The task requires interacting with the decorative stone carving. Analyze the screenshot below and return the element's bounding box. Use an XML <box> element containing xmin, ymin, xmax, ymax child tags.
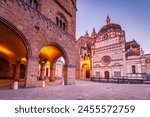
<box><xmin>93</xmin><ymin>64</ymin><xmax>101</xmax><ymax>68</ymax></box>
<box><xmin>101</xmin><ymin>55</ymin><xmax>112</xmax><ymax>65</ymax></box>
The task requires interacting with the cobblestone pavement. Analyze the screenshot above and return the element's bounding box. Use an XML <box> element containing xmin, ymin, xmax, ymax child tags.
<box><xmin>0</xmin><ymin>80</ymin><xmax>150</xmax><ymax>100</ymax></box>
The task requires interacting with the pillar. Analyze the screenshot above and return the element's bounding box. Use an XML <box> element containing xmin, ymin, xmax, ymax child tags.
<box><xmin>14</xmin><ymin>61</ymin><xmax>21</xmax><ymax>81</ymax></box>
<box><xmin>40</xmin><ymin>60</ymin><xmax>47</xmax><ymax>87</ymax></box>
<box><xmin>25</xmin><ymin>57</ymin><xmax>39</xmax><ymax>88</ymax></box>
<box><xmin>50</xmin><ymin>67</ymin><xmax>53</xmax><ymax>82</ymax></box>
<box><xmin>40</xmin><ymin>60</ymin><xmax>47</xmax><ymax>80</ymax></box>
<box><xmin>63</xmin><ymin>64</ymin><xmax>76</xmax><ymax>85</ymax></box>
<box><xmin>13</xmin><ymin>61</ymin><xmax>20</xmax><ymax>90</ymax></box>
<box><xmin>49</xmin><ymin>63</ymin><xmax>56</xmax><ymax>82</ymax></box>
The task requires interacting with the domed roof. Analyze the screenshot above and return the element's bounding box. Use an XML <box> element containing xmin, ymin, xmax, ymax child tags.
<box><xmin>100</xmin><ymin>23</ymin><xmax>122</xmax><ymax>33</ymax></box>
<box><xmin>99</xmin><ymin>16</ymin><xmax>122</xmax><ymax>33</ymax></box>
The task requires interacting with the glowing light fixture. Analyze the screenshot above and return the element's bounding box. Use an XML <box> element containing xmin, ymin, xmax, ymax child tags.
<box><xmin>21</xmin><ymin>57</ymin><xmax>27</xmax><ymax>62</ymax></box>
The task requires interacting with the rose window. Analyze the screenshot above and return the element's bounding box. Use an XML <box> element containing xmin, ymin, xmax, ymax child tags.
<box><xmin>101</xmin><ymin>56</ymin><xmax>112</xmax><ymax>65</ymax></box>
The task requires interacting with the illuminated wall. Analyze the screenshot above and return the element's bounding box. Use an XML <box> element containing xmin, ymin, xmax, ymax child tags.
<box><xmin>80</xmin><ymin>60</ymin><xmax>91</xmax><ymax>78</ymax></box>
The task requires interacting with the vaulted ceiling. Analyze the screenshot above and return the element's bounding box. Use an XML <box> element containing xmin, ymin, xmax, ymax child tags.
<box><xmin>0</xmin><ymin>22</ymin><xmax>27</xmax><ymax>63</ymax></box>
<box><xmin>39</xmin><ymin>46</ymin><xmax>63</xmax><ymax>64</ymax></box>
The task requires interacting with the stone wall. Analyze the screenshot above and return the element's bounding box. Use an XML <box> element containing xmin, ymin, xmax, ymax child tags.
<box><xmin>0</xmin><ymin>0</ymin><xmax>76</xmax><ymax>87</ymax></box>
<box><xmin>40</xmin><ymin>0</ymin><xmax>76</xmax><ymax>37</ymax></box>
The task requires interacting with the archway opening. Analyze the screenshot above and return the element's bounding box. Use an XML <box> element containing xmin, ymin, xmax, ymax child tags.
<box><xmin>82</xmin><ymin>64</ymin><xmax>90</xmax><ymax>79</ymax></box>
<box><xmin>0</xmin><ymin>21</ymin><xmax>28</xmax><ymax>89</ymax></box>
<box><xmin>38</xmin><ymin>45</ymin><xmax>67</xmax><ymax>86</ymax></box>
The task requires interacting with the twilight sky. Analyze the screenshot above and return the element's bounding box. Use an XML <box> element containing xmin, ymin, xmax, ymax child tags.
<box><xmin>76</xmin><ymin>0</ymin><xmax>150</xmax><ymax>54</ymax></box>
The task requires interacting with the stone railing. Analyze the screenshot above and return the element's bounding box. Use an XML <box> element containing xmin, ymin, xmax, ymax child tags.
<box><xmin>0</xmin><ymin>0</ymin><xmax>76</xmax><ymax>41</ymax></box>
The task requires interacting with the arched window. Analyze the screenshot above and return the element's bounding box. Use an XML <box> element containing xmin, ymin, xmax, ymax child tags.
<box><xmin>132</xmin><ymin>65</ymin><xmax>136</xmax><ymax>74</ymax></box>
<box><xmin>60</xmin><ymin>20</ymin><xmax>62</xmax><ymax>28</ymax></box>
<box><xmin>56</xmin><ymin>12</ymin><xmax>67</xmax><ymax>31</ymax></box>
<box><xmin>63</xmin><ymin>23</ymin><xmax>66</xmax><ymax>30</ymax></box>
<box><xmin>56</xmin><ymin>17</ymin><xmax>59</xmax><ymax>26</ymax></box>
<box><xmin>24</xmin><ymin>0</ymin><xmax>38</xmax><ymax>10</ymax></box>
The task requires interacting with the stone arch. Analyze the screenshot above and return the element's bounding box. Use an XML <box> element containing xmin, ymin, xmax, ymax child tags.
<box><xmin>56</xmin><ymin>11</ymin><xmax>68</xmax><ymax>24</ymax></box>
<box><xmin>0</xmin><ymin>16</ymin><xmax>32</xmax><ymax>57</ymax></box>
<box><xmin>81</xmin><ymin>64</ymin><xmax>90</xmax><ymax>79</ymax></box>
<box><xmin>0</xmin><ymin>16</ymin><xmax>32</xmax><ymax>88</ymax></box>
<box><xmin>38</xmin><ymin>42</ymin><xmax>69</xmax><ymax>65</ymax></box>
<box><xmin>82</xmin><ymin>63</ymin><xmax>89</xmax><ymax>69</ymax></box>
<box><xmin>37</xmin><ymin>42</ymin><xmax>70</xmax><ymax>85</ymax></box>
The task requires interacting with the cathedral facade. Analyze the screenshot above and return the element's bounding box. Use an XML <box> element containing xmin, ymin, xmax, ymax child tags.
<box><xmin>76</xmin><ymin>16</ymin><xmax>150</xmax><ymax>80</ymax></box>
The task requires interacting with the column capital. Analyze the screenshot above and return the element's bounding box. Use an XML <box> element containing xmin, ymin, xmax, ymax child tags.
<box><xmin>28</xmin><ymin>56</ymin><xmax>39</xmax><ymax>61</ymax></box>
<box><xmin>14</xmin><ymin>60</ymin><xmax>21</xmax><ymax>81</ymax></box>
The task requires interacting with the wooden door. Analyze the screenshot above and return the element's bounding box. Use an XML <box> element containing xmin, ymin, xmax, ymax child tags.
<box><xmin>105</xmin><ymin>71</ymin><xmax>109</xmax><ymax>79</ymax></box>
<box><xmin>86</xmin><ymin>69</ymin><xmax>90</xmax><ymax>78</ymax></box>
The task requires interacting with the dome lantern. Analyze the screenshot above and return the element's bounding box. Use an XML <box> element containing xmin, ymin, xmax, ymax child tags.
<box><xmin>106</xmin><ymin>15</ymin><xmax>111</xmax><ymax>25</ymax></box>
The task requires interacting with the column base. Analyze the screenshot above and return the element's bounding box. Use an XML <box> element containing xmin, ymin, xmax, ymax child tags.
<box><xmin>13</xmin><ymin>81</ymin><xmax>18</xmax><ymax>90</ymax></box>
<box><xmin>42</xmin><ymin>80</ymin><xmax>46</xmax><ymax>87</ymax></box>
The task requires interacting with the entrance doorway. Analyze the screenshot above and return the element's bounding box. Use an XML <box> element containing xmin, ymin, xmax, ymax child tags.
<box><xmin>86</xmin><ymin>69</ymin><xmax>90</xmax><ymax>78</ymax></box>
<box><xmin>82</xmin><ymin>64</ymin><xmax>90</xmax><ymax>79</ymax></box>
<box><xmin>104</xmin><ymin>71</ymin><xmax>109</xmax><ymax>79</ymax></box>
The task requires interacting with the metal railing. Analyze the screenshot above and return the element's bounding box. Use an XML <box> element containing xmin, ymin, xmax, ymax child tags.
<box><xmin>91</xmin><ymin>76</ymin><xmax>150</xmax><ymax>84</ymax></box>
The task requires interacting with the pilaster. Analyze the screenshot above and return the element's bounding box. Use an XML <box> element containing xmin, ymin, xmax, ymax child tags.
<box><xmin>25</xmin><ymin>56</ymin><xmax>39</xmax><ymax>88</ymax></box>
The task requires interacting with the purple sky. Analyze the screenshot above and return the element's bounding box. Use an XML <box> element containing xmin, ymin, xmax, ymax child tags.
<box><xmin>76</xmin><ymin>0</ymin><xmax>150</xmax><ymax>54</ymax></box>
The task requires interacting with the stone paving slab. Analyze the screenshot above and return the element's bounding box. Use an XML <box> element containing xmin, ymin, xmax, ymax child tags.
<box><xmin>0</xmin><ymin>80</ymin><xmax>150</xmax><ymax>100</ymax></box>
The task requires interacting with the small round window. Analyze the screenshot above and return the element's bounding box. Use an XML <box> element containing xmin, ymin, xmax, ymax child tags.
<box><xmin>101</xmin><ymin>56</ymin><xmax>112</xmax><ymax>65</ymax></box>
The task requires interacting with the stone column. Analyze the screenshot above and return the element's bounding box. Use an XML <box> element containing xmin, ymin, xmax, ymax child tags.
<box><xmin>63</xmin><ymin>64</ymin><xmax>76</xmax><ymax>85</ymax></box>
<box><xmin>40</xmin><ymin>60</ymin><xmax>47</xmax><ymax>81</ymax></box>
<box><xmin>50</xmin><ymin>67</ymin><xmax>53</xmax><ymax>82</ymax></box>
<box><xmin>13</xmin><ymin>61</ymin><xmax>20</xmax><ymax>90</ymax></box>
<box><xmin>14</xmin><ymin>61</ymin><xmax>21</xmax><ymax>81</ymax></box>
<box><xmin>53</xmin><ymin>63</ymin><xmax>56</xmax><ymax>79</ymax></box>
<box><xmin>25</xmin><ymin>57</ymin><xmax>39</xmax><ymax>88</ymax></box>
<box><xmin>49</xmin><ymin>63</ymin><xmax>56</xmax><ymax>82</ymax></box>
<box><xmin>40</xmin><ymin>60</ymin><xmax>47</xmax><ymax>87</ymax></box>
<box><xmin>63</xmin><ymin>65</ymin><xmax>68</xmax><ymax>85</ymax></box>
